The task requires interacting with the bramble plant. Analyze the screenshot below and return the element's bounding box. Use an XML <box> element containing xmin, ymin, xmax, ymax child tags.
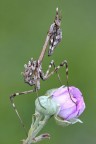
<box><xmin>22</xmin><ymin>86</ymin><xmax>85</xmax><ymax>144</ymax></box>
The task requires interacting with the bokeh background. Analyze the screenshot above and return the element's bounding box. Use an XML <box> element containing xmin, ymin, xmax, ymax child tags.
<box><xmin>0</xmin><ymin>0</ymin><xmax>96</xmax><ymax>144</ymax></box>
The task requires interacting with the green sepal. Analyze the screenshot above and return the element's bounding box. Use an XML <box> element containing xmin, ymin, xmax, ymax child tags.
<box><xmin>54</xmin><ymin>115</ymin><xmax>83</xmax><ymax>127</ymax></box>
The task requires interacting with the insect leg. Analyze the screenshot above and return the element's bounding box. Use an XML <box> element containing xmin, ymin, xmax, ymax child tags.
<box><xmin>41</xmin><ymin>60</ymin><xmax>62</xmax><ymax>85</ymax></box>
<box><xmin>43</xmin><ymin>60</ymin><xmax>76</xmax><ymax>103</ymax></box>
<box><xmin>41</xmin><ymin>60</ymin><xmax>69</xmax><ymax>92</ymax></box>
<box><xmin>10</xmin><ymin>89</ymin><xmax>35</xmax><ymax>136</ymax></box>
<box><xmin>46</xmin><ymin>60</ymin><xmax>68</xmax><ymax>82</ymax></box>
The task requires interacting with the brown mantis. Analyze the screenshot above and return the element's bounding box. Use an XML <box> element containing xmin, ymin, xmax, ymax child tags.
<box><xmin>10</xmin><ymin>8</ymin><xmax>69</xmax><ymax>135</ymax></box>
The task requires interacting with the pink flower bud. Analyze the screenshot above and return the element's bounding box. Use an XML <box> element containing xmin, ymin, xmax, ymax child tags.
<box><xmin>52</xmin><ymin>86</ymin><xmax>85</xmax><ymax>121</ymax></box>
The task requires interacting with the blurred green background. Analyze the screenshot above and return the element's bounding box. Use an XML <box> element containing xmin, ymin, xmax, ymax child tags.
<box><xmin>0</xmin><ymin>0</ymin><xmax>96</xmax><ymax>144</ymax></box>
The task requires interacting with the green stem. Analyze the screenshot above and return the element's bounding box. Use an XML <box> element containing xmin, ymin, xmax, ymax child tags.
<box><xmin>32</xmin><ymin>115</ymin><xmax>50</xmax><ymax>138</ymax></box>
<box><xmin>23</xmin><ymin>114</ymin><xmax>50</xmax><ymax>144</ymax></box>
